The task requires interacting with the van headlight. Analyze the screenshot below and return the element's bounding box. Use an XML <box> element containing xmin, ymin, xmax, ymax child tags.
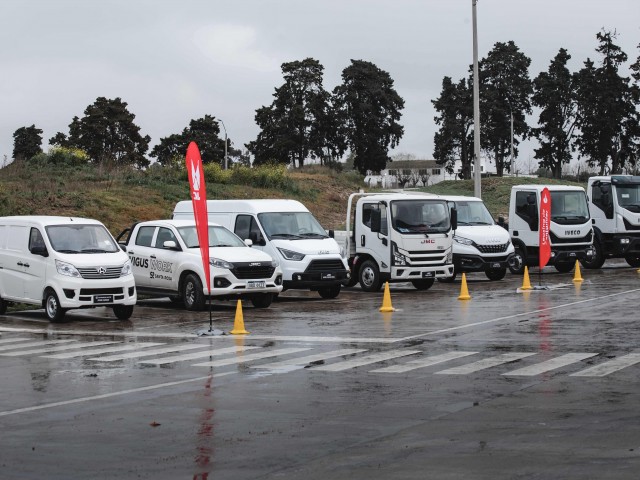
<box><xmin>453</xmin><ymin>235</ymin><xmax>474</xmax><ymax>246</ymax></box>
<box><xmin>121</xmin><ymin>260</ymin><xmax>132</xmax><ymax>277</ymax></box>
<box><xmin>210</xmin><ymin>257</ymin><xmax>234</xmax><ymax>269</ymax></box>
<box><xmin>278</xmin><ymin>248</ymin><xmax>305</xmax><ymax>261</ymax></box>
<box><xmin>55</xmin><ymin>259</ymin><xmax>81</xmax><ymax>278</ymax></box>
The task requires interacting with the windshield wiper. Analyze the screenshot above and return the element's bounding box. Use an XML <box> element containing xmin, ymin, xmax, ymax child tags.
<box><xmin>270</xmin><ymin>233</ymin><xmax>303</xmax><ymax>239</ymax></box>
<box><xmin>299</xmin><ymin>232</ymin><xmax>328</xmax><ymax>238</ymax></box>
<box><xmin>80</xmin><ymin>248</ymin><xmax>110</xmax><ymax>253</ymax></box>
<box><xmin>212</xmin><ymin>244</ymin><xmax>235</xmax><ymax>247</ymax></box>
<box><xmin>56</xmin><ymin>249</ymin><xmax>80</xmax><ymax>254</ymax></box>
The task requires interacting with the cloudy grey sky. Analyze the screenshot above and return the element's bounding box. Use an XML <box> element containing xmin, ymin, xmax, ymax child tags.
<box><xmin>1</xmin><ymin>0</ymin><xmax>638</xmax><ymax>168</ymax></box>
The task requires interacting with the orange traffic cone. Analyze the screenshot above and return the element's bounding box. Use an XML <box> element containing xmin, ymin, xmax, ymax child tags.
<box><xmin>521</xmin><ymin>266</ymin><xmax>532</xmax><ymax>290</ymax></box>
<box><xmin>573</xmin><ymin>260</ymin><xmax>583</xmax><ymax>283</ymax></box>
<box><xmin>230</xmin><ymin>300</ymin><xmax>249</xmax><ymax>335</ymax></box>
<box><xmin>458</xmin><ymin>273</ymin><xmax>471</xmax><ymax>300</ymax></box>
<box><xmin>379</xmin><ymin>281</ymin><xmax>395</xmax><ymax>312</ymax></box>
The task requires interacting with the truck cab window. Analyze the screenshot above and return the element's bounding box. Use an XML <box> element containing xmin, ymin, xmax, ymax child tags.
<box><xmin>154</xmin><ymin>227</ymin><xmax>177</xmax><ymax>248</ymax></box>
<box><xmin>135</xmin><ymin>226</ymin><xmax>155</xmax><ymax>247</ymax></box>
<box><xmin>515</xmin><ymin>191</ymin><xmax>538</xmax><ymax>231</ymax></box>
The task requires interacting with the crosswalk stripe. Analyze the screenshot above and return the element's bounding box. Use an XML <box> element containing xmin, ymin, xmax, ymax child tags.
<box><xmin>435</xmin><ymin>352</ymin><xmax>537</xmax><ymax>375</ymax></box>
<box><xmin>89</xmin><ymin>343</ymin><xmax>214</xmax><ymax>362</ymax></box>
<box><xmin>570</xmin><ymin>353</ymin><xmax>640</xmax><ymax>377</ymax></box>
<box><xmin>253</xmin><ymin>348</ymin><xmax>368</xmax><ymax>370</ymax></box>
<box><xmin>0</xmin><ymin>339</ymin><xmax>77</xmax><ymax>352</ymax></box>
<box><xmin>43</xmin><ymin>342</ymin><xmax>166</xmax><ymax>359</ymax></box>
<box><xmin>313</xmin><ymin>350</ymin><xmax>421</xmax><ymax>372</ymax></box>
<box><xmin>1</xmin><ymin>341</ymin><xmax>121</xmax><ymax>356</ymax></box>
<box><xmin>371</xmin><ymin>351</ymin><xmax>477</xmax><ymax>373</ymax></box>
<box><xmin>192</xmin><ymin>348</ymin><xmax>312</xmax><ymax>368</ymax></box>
<box><xmin>503</xmin><ymin>353</ymin><xmax>598</xmax><ymax>376</ymax></box>
<box><xmin>138</xmin><ymin>346</ymin><xmax>263</xmax><ymax>365</ymax></box>
<box><xmin>0</xmin><ymin>338</ymin><xmax>32</xmax><ymax>345</ymax></box>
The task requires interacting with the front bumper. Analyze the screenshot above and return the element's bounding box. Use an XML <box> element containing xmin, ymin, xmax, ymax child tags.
<box><xmin>550</xmin><ymin>245</ymin><xmax>594</xmax><ymax>264</ymax></box>
<box><xmin>608</xmin><ymin>234</ymin><xmax>640</xmax><ymax>256</ymax></box>
<box><xmin>284</xmin><ymin>269</ymin><xmax>350</xmax><ymax>289</ymax></box>
<box><xmin>56</xmin><ymin>276</ymin><xmax>137</xmax><ymax>309</ymax></box>
<box><xmin>454</xmin><ymin>253</ymin><xmax>514</xmax><ymax>273</ymax></box>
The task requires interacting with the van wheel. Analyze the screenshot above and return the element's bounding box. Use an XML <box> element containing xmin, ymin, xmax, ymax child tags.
<box><xmin>582</xmin><ymin>240</ymin><xmax>605</xmax><ymax>269</ymax></box>
<box><xmin>485</xmin><ymin>267</ymin><xmax>507</xmax><ymax>281</ymax></box>
<box><xmin>251</xmin><ymin>293</ymin><xmax>273</xmax><ymax>308</ymax></box>
<box><xmin>359</xmin><ymin>260</ymin><xmax>382</xmax><ymax>292</ymax></box>
<box><xmin>318</xmin><ymin>285</ymin><xmax>341</xmax><ymax>299</ymax></box>
<box><xmin>411</xmin><ymin>279</ymin><xmax>435</xmax><ymax>290</ymax></box>
<box><xmin>113</xmin><ymin>305</ymin><xmax>134</xmax><ymax>320</ymax></box>
<box><xmin>0</xmin><ymin>297</ymin><xmax>7</xmax><ymax>315</ymax></box>
<box><xmin>625</xmin><ymin>255</ymin><xmax>640</xmax><ymax>268</ymax></box>
<box><xmin>183</xmin><ymin>274</ymin><xmax>205</xmax><ymax>311</ymax></box>
<box><xmin>45</xmin><ymin>290</ymin><xmax>66</xmax><ymax>322</ymax></box>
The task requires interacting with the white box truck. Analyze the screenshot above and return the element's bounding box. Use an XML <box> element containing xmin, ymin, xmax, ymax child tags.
<box><xmin>508</xmin><ymin>185</ymin><xmax>595</xmax><ymax>273</ymax></box>
<box><xmin>0</xmin><ymin>216</ymin><xmax>136</xmax><ymax>322</ymax></box>
<box><xmin>172</xmin><ymin>199</ymin><xmax>350</xmax><ymax>299</ymax></box>
<box><xmin>438</xmin><ymin>195</ymin><xmax>514</xmax><ymax>281</ymax></box>
<box><xmin>332</xmin><ymin>192</ymin><xmax>456</xmax><ymax>291</ymax></box>
<box><xmin>582</xmin><ymin>175</ymin><xmax>640</xmax><ymax>268</ymax></box>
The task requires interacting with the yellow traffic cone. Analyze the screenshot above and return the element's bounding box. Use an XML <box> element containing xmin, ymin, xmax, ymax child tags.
<box><xmin>379</xmin><ymin>281</ymin><xmax>395</xmax><ymax>312</ymax></box>
<box><xmin>521</xmin><ymin>266</ymin><xmax>532</xmax><ymax>290</ymax></box>
<box><xmin>458</xmin><ymin>273</ymin><xmax>471</xmax><ymax>300</ymax></box>
<box><xmin>230</xmin><ymin>300</ymin><xmax>249</xmax><ymax>335</ymax></box>
<box><xmin>573</xmin><ymin>260</ymin><xmax>583</xmax><ymax>283</ymax></box>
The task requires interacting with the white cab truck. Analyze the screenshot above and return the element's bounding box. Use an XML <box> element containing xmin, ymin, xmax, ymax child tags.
<box><xmin>172</xmin><ymin>199</ymin><xmax>349</xmax><ymax>299</ymax></box>
<box><xmin>332</xmin><ymin>192</ymin><xmax>456</xmax><ymax>292</ymax></box>
<box><xmin>508</xmin><ymin>185</ymin><xmax>595</xmax><ymax>274</ymax></box>
<box><xmin>439</xmin><ymin>195</ymin><xmax>514</xmax><ymax>281</ymax></box>
<box><xmin>0</xmin><ymin>216</ymin><xmax>136</xmax><ymax>322</ymax></box>
<box><xmin>582</xmin><ymin>175</ymin><xmax>640</xmax><ymax>268</ymax></box>
<box><xmin>117</xmin><ymin>219</ymin><xmax>283</xmax><ymax>309</ymax></box>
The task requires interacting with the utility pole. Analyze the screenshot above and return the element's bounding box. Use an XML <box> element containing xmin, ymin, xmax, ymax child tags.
<box><xmin>472</xmin><ymin>0</ymin><xmax>481</xmax><ymax>198</ymax></box>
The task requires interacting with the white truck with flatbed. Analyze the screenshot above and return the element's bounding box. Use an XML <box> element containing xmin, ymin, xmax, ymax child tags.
<box><xmin>582</xmin><ymin>175</ymin><xmax>640</xmax><ymax>268</ymax></box>
<box><xmin>332</xmin><ymin>192</ymin><xmax>456</xmax><ymax>291</ymax></box>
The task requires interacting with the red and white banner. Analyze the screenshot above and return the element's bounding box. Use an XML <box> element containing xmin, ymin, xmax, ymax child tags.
<box><xmin>539</xmin><ymin>187</ymin><xmax>551</xmax><ymax>269</ymax></box>
<box><xmin>185</xmin><ymin>142</ymin><xmax>211</xmax><ymax>293</ymax></box>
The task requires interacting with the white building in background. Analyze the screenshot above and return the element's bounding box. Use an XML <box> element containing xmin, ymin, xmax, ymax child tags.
<box><xmin>365</xmin><ymin>158</ymin><xmax>497</xmax><ymax>189</ymax></box>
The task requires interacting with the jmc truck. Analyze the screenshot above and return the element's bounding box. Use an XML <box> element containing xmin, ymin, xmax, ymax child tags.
<box><xmin>332</xmin><ymin>193</ymin><xmax>456</xmax><ymax>292</ymax></box>
<box><xmin>582</xmin><ymin>175</ymin><xmax>640</xmax><ymax>268</ymax></box>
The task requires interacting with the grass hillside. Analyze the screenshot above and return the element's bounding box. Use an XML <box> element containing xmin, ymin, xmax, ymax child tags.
<box><xmin>0</xmin><ymin>161</ymin><xmax>586</xmax><ymax>234</ymax></box>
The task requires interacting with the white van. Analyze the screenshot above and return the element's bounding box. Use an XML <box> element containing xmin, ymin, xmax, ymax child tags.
<box><xmin>0</xmin><ymin>216</ymin><xmax>136</xmax><ymax>322</ymax></box>
<box><xmin>172</xmin><ymin>199</ymin><xmax>350</xmax><ymax>299</ymax></box>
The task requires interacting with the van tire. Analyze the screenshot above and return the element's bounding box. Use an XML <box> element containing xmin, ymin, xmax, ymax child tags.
<box><xmin>251</xmin><ymin>293</ymin><xmax>273</xmax><ymax>308</ymax></box>
<box><xmin>554</xmin><ymin>261</ymin><xmax>574</xmax><ymax>273</ymax></box>
<box><xmin>113</xmin><ymin>305</ymin><xmax>134</xmax><ymax>320</ymax></box>
<box><xmin>183</xmin><ymin>273</ymin><xmax>205</xmax><ymax>311</ymax></box>
<box><xmin>411</xmin><ymin>279</ymin><xmax>435</xmax><ymax>290</ymax></box>
<box><xmin>0</xmin><ymin>297</ymin><xmax>7</xmax><ymax>315</ymax></box>
<box><xmin>359</xmin><ymin>260</ymin><xmax>382</xmax><ymax>292</ymax></box>
<box><xmin>318</xmin><ymin>285</ymin><xmax>341</xmax><ymax>299</ymax></box>
<box><xmin>485</xmin><ymin>267</ymin><xmax>507</xmax><ymax>281</ymax></box>
<box><xmin>44</xmin><ymin>290</ymin><xmax>66</xmax><ymax>322</ymax></box>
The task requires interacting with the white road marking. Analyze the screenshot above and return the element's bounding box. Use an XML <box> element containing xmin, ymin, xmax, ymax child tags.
<box><xmin>371</xmin><ymin>351</ymin><xmax>477</xmax><ymax>373</ymax></box>
<box><xmin>0</xmin><ymin>339</ymin><xmax>77</xmax><ymax>351</ymax></box>
<box><xmin>88</xmin><ymin>343</ymin><xmax>215</xmax><ymax>362</ymax></box>
<box><xmin>253</xmin><ymin>348</ymin><xmax>368</xmax><ymax>370</ymax></box>
<box><xmin>503</xmin><ymin>353</ymin><xmax>598</xmax><ymax>376</ymax></box>
<box><xmin>570</xmin><ymin>353</ymin><xmax>640</xmax><ymax>377</ymax></box>
<box><xmin>435</xmin><ymin>352</ymin><xmax>537</xmax><ymax>375</ymax></box>
<box><xmin>0</xmin><ymin>341</ymin><xmax>121</xmax><ymax>356</ymax></box>
<box><xmin>43</xmin><ymin>342</ymin><xmax>166</xmax><ymax>359</ymax></box>
<box><xmin>192</xmin><ymin>348</ymin><xmax>312</xmax><ymax>368</ymax></box>
<box><xmin>0</xmin><ymin>337</ymin><xmax>32</xmax><ymax>345</ymax></box>
<box><xmin>138</xmin><ymin>345</ymin><xmax>262</xmax><ymax>365</ymax></box>
<box><xmin>313</xmin><ymin>350</ymin><xmax>421</xmax><ymax>372</ymax></box>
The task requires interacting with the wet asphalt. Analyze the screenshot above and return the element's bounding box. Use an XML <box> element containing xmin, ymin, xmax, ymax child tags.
<box><xmin>1</xmin><ymin>261</ymin><xmax>640</xmax><ymax>479</ymax></box>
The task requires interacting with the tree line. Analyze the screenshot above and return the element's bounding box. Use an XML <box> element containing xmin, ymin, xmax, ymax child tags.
<box><xmin>10</xmin><ymin>30</ymin><xmax>640</xmax><ymax>179</ymax></box>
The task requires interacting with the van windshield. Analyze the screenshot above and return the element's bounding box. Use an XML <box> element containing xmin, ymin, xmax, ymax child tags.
<box><xmin>258</xmin><ymin>212</ymin><xmax>328</xmax><ymax>240</ymax></box>
<box><xmin>178</xmin><ymin>225</ymin><xmax>246</xmax><ymax>248</ymax></box>
<box><xmin>46</xmin><ymin>224</ymin><xmax>119</xmax><ymax>253</ymax></box>
<box><xmin>450</xmin><ymin>200</ymin><xmax>494</xmax><ymax>226</ymax></box>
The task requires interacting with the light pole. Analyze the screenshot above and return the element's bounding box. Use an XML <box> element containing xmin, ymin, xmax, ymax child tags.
<box><xmin>218</xmin><ymin>118</ymin><xmax>228</xmax><ymax>170</ymax></box>
<box><xmin>472</xmin><ymin>0</ymin><xmax>481</xmax><ymax>198</ymax></box>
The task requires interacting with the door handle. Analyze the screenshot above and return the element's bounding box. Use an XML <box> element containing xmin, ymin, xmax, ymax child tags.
<box><xmin>17</xmin><ymin>261</ymin><xmax>24</xmax><ymax>266</ymax></box>
<box><xmin>23</xmin><ymin>263</ymin><xmax>30</xmax><ymax>268</ymax></box>
<box><xmin>360</xmin><ymin>235</ymin><xmax>365</xmax><ymax>247</ymax></box>
<box><xmin>129</xmin><ymin>250</ymin><xmax>135</xmax><ymax>255</ymax></box>
<box><xmin>150</xmin><ymin>255</ymin><xmax>156</xmax><ymax>259</ymax></box>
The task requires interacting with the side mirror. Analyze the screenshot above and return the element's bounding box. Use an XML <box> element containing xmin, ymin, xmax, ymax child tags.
<box><xmin>119</xmin><ymin>244</ymin><xmax>127</xmax><ymax>252</ymax></box>
<box><xmin>244</xmin><ymin>239</ymin><xmax>253</xmax><ymax>247</ymax></box>
<box><xmin>249</xmin><ymin>231</ymin><xmax>266</xmax><ymax>246</ymax></box>
<box><xmin>328</xmin><ymin>230</ymin><xmax>334</xmax><ymax>238</ymax></box>
<box><xmin>450</xmin><ymin>208</ymin><xmax>457</xmax><ymax>231</ymax></box>
<box><xmin>370</xmin><ymin>209</ymin><xmax>382</xmax><ymax>233</ymax></box>
<box><xmin>30</xmin><ymin>245</ymin><xmax>48</xmax><ymax>257</ymax></box>
<box><xmin>163</xmin><ymin>240</ymin><xmax>178</xmax><ymax>250</ymax></box>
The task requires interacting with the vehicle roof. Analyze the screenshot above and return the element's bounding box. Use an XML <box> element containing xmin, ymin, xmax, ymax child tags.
<box><xmin>174</xmin><ymin>199</ymin><xmax>308</xmax><ymax>214</ymax></box>
<box><xmin>589</xmin><ymin>175</ymin><xmax>640</xmax><ymax>185</ymax></box>
<box><xmin>0</xmin><ymin>215</ymin><xmax>104</xmax><ymax>227</ymax></box>
<box><xmin>135</xmin><ymin>219</ymin><xmax>223</xmax><ymax>228</ymax></box>
<box><xmin>438</xmin><ymin>195</ymin><xmax>483</xmax><ymax>202</ymax></box>
<box><xmin>357</xmin><ymin>193</ymin><xmax>442</xmax><ymax>202</ymax></box>
<box><xmin>511</xmin><ymin>184</ymin><xmax>586</xmax><ymax>192</ymax></box>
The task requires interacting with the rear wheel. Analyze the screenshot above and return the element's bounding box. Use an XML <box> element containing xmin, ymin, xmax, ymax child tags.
<box><xmin>251</xmin><ymin>293</ymin><xmax>273</xmax><ymax>308</ymax></box>
<box><xmin>485</xmin><ymin>267</ymin><xmax>507</xmax><ymax>281</ymax></box>
<box><xmin>358</xmin><ymin>260</ymin><xmax>382</xmax><ymax>292</ymax></box>
<box><xmin>554</xmin><ymin>261</ymin><xmax>575</xmax><ymax>273</ymax></box>
<box><xmin>581</xmin><ymin>240</ymin><xmax>605</xmax><ymax>269</ymax></box>
<box><xmin>182</xmin><ymin>273</ymin><xmax>205</xmax><ymax>311</ymax></box>
<box><xmin>411</xmin><ymin>279</ymin><xmax>435</xmax><ymax>290</ymax></box>
<box><xmin>44</xmin><ymin>290</ymin><xmax>66</xmax><ymax>322</ymax></box>
<box><xmin>113</xmin><ymin>305</ymin><xmax>134</xmax><ymax>320</ymax></box>
<box><xmin>625</xmin><ymin>255</ymin><xmax>640</xmax><ymax>268</ymax></box>
<box><xmin>318</xmin><ymin>285</ymin><xmax>341</xmax><ymax>299</ymax></box>
<box><xmin>509</xmin><ymin>246</ymin><xmax>526</xmax><ymax>275</ymax></box>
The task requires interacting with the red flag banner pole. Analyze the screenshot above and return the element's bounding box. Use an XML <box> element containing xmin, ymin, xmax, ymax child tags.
<box><xmin>539</xmin><ymin>187</ymin><xmax>552</xmax><ymax>284</ymax></box>
<box><xmin>185</xmin><ymin>142</ymin><xmax>213</xmax><ymax>332</ymax></box>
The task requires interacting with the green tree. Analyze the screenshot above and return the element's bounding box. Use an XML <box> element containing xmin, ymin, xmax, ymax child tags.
<box><xmin>432</xmin><ymin>76</ymin><xmax>474</xmax><ymax>179</ymax></box>
<box><xmin>12</xmin><ymin>125</ymin><xmax>43</xmax><ymax>162</ymax></box>
<box><xmin>479</xmin><ymin>41</ymin><xmax>533</xmax><ymax>176</ymax></box>
<box><xmin>333</xmin><ymin>60</ymin><xmax>404</xmax><ymax>175</ymax></box>
<box><xmin>53</xmin><ymin>97</ymin><xmax>151</xmax><ymax>169</ymax></box>
<box><xmin>151</xmin><ymin>115</ymin><xmax>227</xmax><ymax>167</ymax></box>
<box><xmin>575</xmin><ymin>31</ymin><xmax>640</xmax><ymax>174</ymax></box>
<box><xmin>247</xmin><ymin>58</ymin><xmax>340</xmax><ymax>167</ymax></box>
<box><xmin>532</xmin><ymin>48</ymin><xmax>578</xmax><ymax>179</ymax></box>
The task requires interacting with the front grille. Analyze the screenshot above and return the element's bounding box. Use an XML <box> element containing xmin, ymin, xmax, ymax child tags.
<box><xmin>550</xmin><ymin>231</ymin><xmax>593</xmax><ymax>244</ymax></box>
<box><xmin>79</xmin><ymin>288</ymin><xmax>124</xmax><ymax>295</ymax></box>
<box><xmin>476</xmin><ymin>243</ymin><xmax>509</xmax><ymax>253</ymax></box>
<box><xmin>232</xmin><ymin>263</ymin><xmax>275</xmax><ymax>280</ymax></box>
<box><xmin>77</xmin><ymin>266</ymin><xmax>123</xmax><ymax>279</ymax></box>
<box><xmin>305</xmin><ymin>259</ymin><xmax>345</xmax><ymax>272</ymax></box>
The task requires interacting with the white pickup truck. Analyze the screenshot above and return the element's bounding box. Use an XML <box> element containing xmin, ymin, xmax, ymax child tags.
<box><xmin>117</xmin><ymin>219</ymin><xmax>283</xmax><ymax>309</ymax></box>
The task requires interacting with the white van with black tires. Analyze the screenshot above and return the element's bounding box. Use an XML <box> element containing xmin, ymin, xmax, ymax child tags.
<box><xmin>0</xmin><ymin>216</ymin><xmax>136</xmax><ymax>322</ymax></box>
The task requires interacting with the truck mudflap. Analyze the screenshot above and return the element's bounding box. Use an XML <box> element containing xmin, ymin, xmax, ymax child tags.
<box><xmin>455</xmin><ymin>253</ymin><xmax>513</xmax><ymax>273</ymax></box>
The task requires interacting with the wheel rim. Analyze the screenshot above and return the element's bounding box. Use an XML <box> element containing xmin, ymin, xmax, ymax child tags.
<box><xmin>46</xmin><ymin>295</ymin><xmax>58</xmax><ymax>318</ymax></box>
<box><xmin>184</xmin><ymin>281</ymin><xmax>195</xmax><ymax>307</ymax></box>
<box><xmin>361</xmin><ymin>266</ymin><xmax>375</xmax><ymax>288</ymax></box>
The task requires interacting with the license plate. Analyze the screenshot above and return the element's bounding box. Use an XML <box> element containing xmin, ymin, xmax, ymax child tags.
<box><xmin>94</xmin><ymin>295</ymin><xmax>113</xmax><ymax>304</ymax></box>
<box><xmin>247</xmin><ymin>281</ymin><xmax>265</xmax><ymax>289</ymax></box>
<box><xmin>491</xmin><ymin>262</ymin><xmax>501</xmax><ymax>268</ymax></box>
<box><xmin>422</xmin><ymin>271</ymin><xmax>435</xmax><ymax>278</ymax></box>
<box><xmin>321</xmin><ymin>272</ymin><xmax>336</xmax><ymax>280</ymax></box>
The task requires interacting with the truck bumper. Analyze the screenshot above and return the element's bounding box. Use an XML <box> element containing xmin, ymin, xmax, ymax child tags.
<box><xmin>390</xmin><ymin>265</ymin><xmax>455</xmax><ymax>280</ymax></box>
<box><xmin>550</xmin><ymin>245</ymin><xmax>595</xmax><ymax>264</ymax></box>
<box><xmin>454</xmin><ymin>253</ymin><xmax>514</xmax><ymax>273</ymax></box>
<box><xmin>607</xmin><ymin>234</ymin><xmax>640</xmax><ymax>256</ymax></box>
